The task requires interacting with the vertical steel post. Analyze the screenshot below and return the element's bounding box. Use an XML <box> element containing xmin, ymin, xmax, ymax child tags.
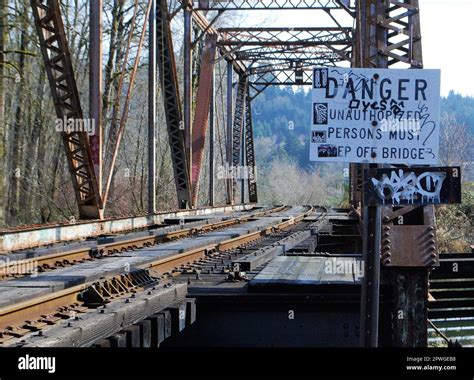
<box><xmin>357</xmin><ymin>0</ymin><xmax>428</xmax><ymax>347</ymax></box>
<box><xmin>89</xmin><ymin>0</ymin><xmax>102</xmax><ymax>204</ymax></box>
<box><xmin>156</xmin><ymin>0</ymin><xmax>192</xmax><ymax>209</ymax></box>
<box><xmin>361</xmin><ymin>197</ymin><xmax>382</xmax><ymax>346</ymax></box>
<box><xmin>244</xmin><ymin>88</ymin><xmax>258</xmax><ymax>204</ymax></box>
<box><xmin>240</xmin><ymin>118</ymin><xmax>245</xmax><ymax>204</ymax></box>
<box><xmin>148</xmin><ymin>0</ymin><xmax>156</xmax><ymax>214</ymax></box>
<box><xmin>183</xmin><ymin>2</ymin><xmax>192</xmax><ymax>179</ymax></box>
<box><xmin>209</xmin><ymin>67</ymin><xmax>215</xmax><ymax>206</ymax></box>
<box><xmin>226</xmin><ymin>61</ymin><xmax>233</xmax><ymax>204</ymax></box>
<box><xmin>358</xmin><ymin>0</ymin><xmax>386</xmax><ymax>348</ymax></box>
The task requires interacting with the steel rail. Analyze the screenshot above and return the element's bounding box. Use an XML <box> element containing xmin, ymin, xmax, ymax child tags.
<box><xmin>0</xmin><ymin>206</ymin><xmax>312</xmax><ymax>337</ymax></box>
<box><xmin>0</xmin><ymin>206</ymin><xmax>287</xmax><ymax>279</ymax></box>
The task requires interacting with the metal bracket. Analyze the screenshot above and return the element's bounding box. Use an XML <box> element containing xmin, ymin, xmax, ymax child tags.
<box><xmin>381</xmin><ymin>225</ymin><xmax>439</xmax><ymax>267</ymax></box>
<box><xmin>81</xmin><ymin>269</ymin><xmax>158</xmax><ymax>307</ymax></box>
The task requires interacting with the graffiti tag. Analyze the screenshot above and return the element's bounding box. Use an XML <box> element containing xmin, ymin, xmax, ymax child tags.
<box><xmin>371</xmin><ymin>169</ymin><xmax>446</xmax><ymax>205</ymax></box>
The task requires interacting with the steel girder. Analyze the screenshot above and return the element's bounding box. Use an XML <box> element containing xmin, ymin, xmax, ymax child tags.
<box><xmin>232</xmin><ymin>77</ymin><xmax>248</xmax><ymax>170</ymax></box>
<box><xmin>242</xmin><ymin>45</ymin><xmax>351</xmax><ymax>85</ymax></box>
<box><xmin>378</xmin><ymin>0</ymin><xmax>428</xmax><ymax>349</ymax></box>
<box><xmin>218</xmin><ymin>27</ymin><xmax>353</xmax><ymax>86</ymax></box>
<box><xmin>249</xmin><ymin>69</ymin><xmax>313</xmax><ymax>86</ymax></box>
<box><xmin>194</xmin><ymin>0</ymin><xmax>354</xmax><ymax>11</ymax></box>
<box><xmin>354</xmin><ymin>0</ymin><xmax>430</xmax><ymax>348</ymax></box>
<box><xmin>235</xmin><ymin>46</ymin><xmax>348</xmax><ymax>62</ymax></box>
<box><xmin>30</xmin><ymin>0</ymin><xmax>102</xmax><ymax>219</ymax></box>
<box><xmin>244</xmin><ymin>86</ymin><xmax>258</xmax><ymax>203</ymax></box>
<box><xmin>191</xmin><ymin>34</ymin><xmax>218</xmax><ymax>207</ymax></box>
<box><xmin>218</xmin><ymin>27</ymin><xmax>352</xmax><ymax>46</ymax></box>
<box><xmin>157</xmin><ymin>0</ymin><xmax>192</xmax><ymax>208</ymax></box>
<box><xmin>359</xmin><ymin>0</ymin><xmax>422</xmax><ymax>68</ymax></box>
<box><xmin>231</xmin><ymin>76</ymin><xmax>248</xmax><ymax>202</ymax></box>
<box><xmin>351</xmin><ymin>0</ymin><xmax>422</xmax><ymax>204</ymax></box>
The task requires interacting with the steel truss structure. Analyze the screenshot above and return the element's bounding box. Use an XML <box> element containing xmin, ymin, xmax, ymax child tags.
<box><xmin>30</xmin><ymin>0</ymin><xmax>102</xmax><ymax>219</ymax></box>
<box><xmin>185</xmin><ymin>0</ymin><xmax>356</xmax><ymax>206</ymax></box>
<box><xmin>157</xmin><ymin>0</ymin><xmax>193</xmax><ymax>208</ymax></box>
<box><xmin>29</xmin><ymin>0</ymin><xmax>435</xmax><ymax>348</ymax></box>
<box><xmin>194</xmin><ymin>0</ymin><xmax>354</xmax><ymax>11</ymax></box>
<box><xmin>218</xmin><ymin>27</ymin><xmax>353</xmax><ymax>46</ymax></box>
<box><xmin>354</xmin><ymin>0</ymin><xmax>432</xmax><ymax>348</ymax></box>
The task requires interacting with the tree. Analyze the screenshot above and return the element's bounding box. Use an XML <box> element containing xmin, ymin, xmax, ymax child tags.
<box><xmin>439</xmin><ymin>113</ymin><xmax>473</xmax><ymax>180</ymax></box>
<box><xmin>0</xmin><ymin>0</ymin><xmax>6</xmax><ymax>227</ymax></box>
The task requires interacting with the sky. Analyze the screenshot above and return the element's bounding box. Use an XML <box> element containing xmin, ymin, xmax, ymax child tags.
<box><xmin>231</xmin><ymin>0</ymin><xmax>474</xmax><ymax>97</ymax></box>
<box><xmin>420</xmin><ymin>0</ymin><xmax>474</xmax><ymax>96</ymax></box>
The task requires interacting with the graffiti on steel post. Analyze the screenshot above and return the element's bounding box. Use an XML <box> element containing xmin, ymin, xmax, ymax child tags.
<box><xmin>370</xmin><ymin>169</ymin><xmax>446</xmax><ymax>205</ymax></box>
<box><xmin>364</xmin><ymin>167</ymin><xmax>461</xmax><ymax>206</ymax></box>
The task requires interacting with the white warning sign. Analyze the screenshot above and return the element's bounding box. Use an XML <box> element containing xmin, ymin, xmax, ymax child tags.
<box><xmin>309</xmin><ymin>67</ymin><xmax>441</xmax><ymax>164</ymax></box>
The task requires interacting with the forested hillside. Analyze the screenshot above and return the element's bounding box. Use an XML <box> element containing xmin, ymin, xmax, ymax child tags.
<box><xmin>253</xmin><ymin>86</ymin><xmax>474</xmax><ymax>172</ymax></box>
<box><xmin>253</xmin><ymin>86</ymin><xmax>474</xmax><ymax>252</ymax></box>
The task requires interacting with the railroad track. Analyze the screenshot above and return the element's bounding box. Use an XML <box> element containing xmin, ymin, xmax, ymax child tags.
<box><xmin>0</xmin><ymin>205</ymin><xmax>287</xmax><ymax>280</ymax></box>
<box><xmin>0</xmin><ymin>205</ymin><xmax>318</xmax><ymax>345</ymax></box>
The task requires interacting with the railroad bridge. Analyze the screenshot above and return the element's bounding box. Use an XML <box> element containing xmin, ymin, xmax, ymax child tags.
<box><xmin>0</xmin><ymin>0</ymin><xmax>472</xmax><ymax>349</ymax></box>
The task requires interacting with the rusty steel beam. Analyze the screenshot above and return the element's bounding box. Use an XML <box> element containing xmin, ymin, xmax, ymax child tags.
<box><xmin>244</xmin><ymin>86</ymin><xmax>258</xmax><ymax>203</ymax></box>
<box><xmin>249</xmin><ymin>69</ymin><xmax>313</xmax><ymax>86</ymax></box>
<box><xmin>236</xmin><ymin>46</ymin><xmax>349</xmax><ymax>62</ymax></box>
<box><xmin>355</xmin><ymin>0</ymin><xmax>432</xmax><ymax>348</ymax></box>
<box><xmin>231</xmin><ymin>76</ymin><xmax>248</xmax><ymax>204</ymax></box>
<box><xmin>184</xmin><ymin>3</ymin><xmax>193</xmax><ymax>178</ymax></box>
<box><xmin>218</xmin><ymin>27</ymin><xmax>353</xmax><ymax>46</ymax></box>
<box><xmin>358</xmin><ymin>0</ymin><xmax>387</xmax><ymax>349</ymax></box>
<box><xmin>208</xmin><ymin>69</ymin><xmax>215</xmax><ymax>206</ymax></box>
<box><xmin>30</xmin><ymin>0</ymin><xmax>102</xmax><ymax>219</ymax></box>
<box><xmin>191</xmin><ymin>34</ymin><xmax>218</xmax><ymax>207</ymax></box>
<box><xmin>225</xmin><ymin>61</ymin><xmax>234</xmax><ymax>205</ymax></box>
<box><xmin>89</xmin><ymin>0</ymin><xmax>103</xmax><ymax>202</ymax></box>
<box><xmin>191</xmin><ymin>10</ymin><xmax>246</xmax><ymax>76</ymax></box>
<box><xmin>149</xmin><ymin>0</ymin><xmax>157</xmax><ymax>214</ymax></box>
<box><xmin>157</xmin><ymin>0</ymin><xmax>192</xmax><ymax>208</ymax></box>
<box><xmin>195</xmin><ymin>0</ymin><xmax>354</xmax><ymax>11</ymax></box>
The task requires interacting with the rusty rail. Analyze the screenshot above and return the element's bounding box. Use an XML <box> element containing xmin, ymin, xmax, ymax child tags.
<box><xmin>0</xmin><ymin>206</ymin><xmax>310</xmax><ymax>342</ymax></box>
<box><xmin>0</xmin><ymin>206</ymin><xmax>287</xmax><ymax>280</ymax></box>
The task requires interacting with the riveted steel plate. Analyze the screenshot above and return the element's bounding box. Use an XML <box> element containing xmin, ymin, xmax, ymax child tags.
<box><xmin>381</xmin><ymin>225</ymin><xmax>439</xmax><ymax>267</ymax></box>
